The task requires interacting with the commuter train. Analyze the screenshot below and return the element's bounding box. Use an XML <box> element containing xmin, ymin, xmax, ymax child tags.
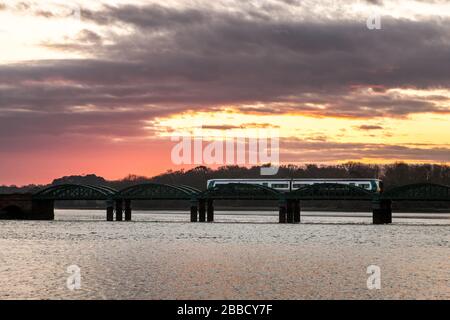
<box><xmin>207</xmin><ymin>179</ymin><xmax>383</xmax><ymax>193</ymax></box>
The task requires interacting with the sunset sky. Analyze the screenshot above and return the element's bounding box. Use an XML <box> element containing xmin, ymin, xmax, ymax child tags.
<box><xmin>0</xmin><ymin>0</ymin><xmax>449</xmax><ymax>185</ymax></box>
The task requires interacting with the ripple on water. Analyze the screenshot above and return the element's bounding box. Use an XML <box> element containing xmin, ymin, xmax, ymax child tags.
<box><xmin>0</xmin><ymin>210</ymin><xmax>448</xmax><ymax>299</ymax></box>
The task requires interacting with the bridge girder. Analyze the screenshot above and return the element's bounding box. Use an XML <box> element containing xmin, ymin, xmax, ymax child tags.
<box><xmin>33</xmin><ymin>184</ymin><xmax>117</xmax><ymax>201</ymax></box>
<box><xmin>381</xmin><ymin>183</ymin><xmax>450</xmax><ymax>201</ymax></box>
<box><xmin>30</xmin><ymin>182</ymin><xmax>450</xmax><ymax>203</ymax></box>
<box><xmin>115</xmin><ymin>183</ymin><xmax>199</xmax><ymax>200</ymax></box>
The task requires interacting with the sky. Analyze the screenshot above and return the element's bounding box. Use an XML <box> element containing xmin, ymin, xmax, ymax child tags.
<box><xmin>0</xmin><ymin>0</ymin><xmax>449</xmax><ymax>185</ymax></box>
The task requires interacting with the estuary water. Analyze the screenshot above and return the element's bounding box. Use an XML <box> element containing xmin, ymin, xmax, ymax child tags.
<box><xmin>0</xmin><ymin>210</ymin><xmax>449</xmax><ymax>299</ymax></box>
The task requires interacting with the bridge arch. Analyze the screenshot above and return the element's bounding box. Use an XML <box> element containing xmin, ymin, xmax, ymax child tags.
<box><xmin>286</xmin><ymin>183</ymin><xmax>374</xmax><ymax>200</ymax></box>
<box><xmin>33</xmin><ymin>184</ymin><xmax>117</xmax><ymax>200</ymax></box>
<box><xmin>381</xmin><ymin>183</ymin><xmax>450</xmax><ymax>201</ymax></box>
<box><xmin>176</xmin><ymin>185</ymin><xmax>202</xmax><ymax>194</ymax></box>
<box><xmin>199</xmin><ymin>183</ymin><xmax>281</xmax><ymax>200</ymax></box>
<box><xmin>116</xmin><ymin>183</ymin><xmax>199</xmax><ymax>200</ymax></box>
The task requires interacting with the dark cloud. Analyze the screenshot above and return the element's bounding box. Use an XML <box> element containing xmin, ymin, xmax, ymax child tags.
<box><xmin>201</xmin><ymin>125</ymin><xmax>243</xmax><ymax>130</ymax></box>
<box><xmin>82</xmin><ymin>4</ymin><xmax>208</xmax><ymax>29</ymax></box>
<box><xmin>202</xmin><ymin>123</ymin><xmax>279</xmax><ymax>130</ymax></box>
<box><xmin>365</xmin><ymin>0</ymin><xmax>383</xmax><ymax>5</ymax></box>
<box><xmin>0</xmin><ymin>1</ymin><xmax>449</xmax><ymax>162</ymax></box>
<box><xmin>3</xmin><ymin>14</ymin><xmax>449</xmax><ymax>116</ymax></box>
<box><xmin>357</xmin><ymin>125</ymin><xmax>384</xmax><ymax>130</ymax></box>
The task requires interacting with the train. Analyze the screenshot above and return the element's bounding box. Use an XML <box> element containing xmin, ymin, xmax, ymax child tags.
<box><xmin>207</xmin><ymin>178</ymin><xmax>383</xmax><ymax>193</ymax></box>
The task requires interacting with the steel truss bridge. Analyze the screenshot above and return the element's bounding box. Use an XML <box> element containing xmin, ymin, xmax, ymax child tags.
<box><xmin>28</xmin><ymin>182</ymin><xmax>450</xmax><ymax>224</ymax></box>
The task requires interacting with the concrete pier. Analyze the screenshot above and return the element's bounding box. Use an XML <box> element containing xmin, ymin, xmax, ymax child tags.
<box><xmin>0</xmin><ymin>194</ymin><xmax>54</xmax><ymax>220</ymax></box>
<box><xmin>106</xmin><ymin>199</ymin><xmax>114</xmax><ymax>221</ymax></box>
<box><xmin>373</xmin><ymin>199</ymin><xmax>392</xmax><ymax>224</ymax></box>
<box><xmin>207</xmin><ymin>199</ymin><xmax>214</xmax><ymax>222</ymax></box>
<box><xmin>293</xmin><ymin>200</ymin><xmax>301</xmax><ymax>223</ymax></box>
<box><xmin>279</xmin><ymin>200</ymin><xmax>287</xmax><ymax>223</ymax></box>
<box><xmin>198</xmin><ymin>199</ymin><xmax>206</xmax><ymax>222</ymax></box>
<box><xmin>115</xmin><ymin>199</ymin><xmax>123</xmax><ymax>221</ymax></box>
<box><xmin>31</xmin><ymin>199</ymin><xmax>55</xmax><ymax>220</ymax></box>
<box><xmin>190</xmin><ymin>201</ymin><xmax>198</xmax><ymax>222</ymax></box>
<box><xmin>124</xmin><ymin>199</ymin><xmax>132</xmax><ymax>221</ymax></box>
<box><xmin>286</xmin><ymin>200</ymin><xmax>294</xmax><ymax>223</ymax></box>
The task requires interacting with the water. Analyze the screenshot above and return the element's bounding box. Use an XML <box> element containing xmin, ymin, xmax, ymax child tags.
<box><xmin>0</xmin><ymin>210</ymin><xmax>449</xmax><ymax>299</ymax></box>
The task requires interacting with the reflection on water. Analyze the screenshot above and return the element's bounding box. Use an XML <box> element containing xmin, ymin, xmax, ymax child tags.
<box><xmin>0</xmin><ymin>210</ymin><xmax>449</xmax><ymax>299</ymax></box>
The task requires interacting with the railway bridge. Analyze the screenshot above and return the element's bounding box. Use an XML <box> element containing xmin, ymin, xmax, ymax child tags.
<box><xmin>0</xmin><ymin>183</ymin><xmax>448</xmax><ymax>225</ymax></box>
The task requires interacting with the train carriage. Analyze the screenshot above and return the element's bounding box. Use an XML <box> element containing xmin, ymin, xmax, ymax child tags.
<box><xmin>207</xmin><ymin>178</ymin><xmax>382</xmax><ymax>193</ymax></box>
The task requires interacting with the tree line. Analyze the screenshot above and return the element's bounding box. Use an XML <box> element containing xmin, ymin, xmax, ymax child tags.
<box><xmin>1</xmin><ymin>162</ymin><xmax>448</xmax><ymax>193</ymax></box>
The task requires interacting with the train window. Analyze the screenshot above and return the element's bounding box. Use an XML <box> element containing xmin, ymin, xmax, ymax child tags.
<box><xmin>293</xmin><ymin>184</ymin><xmax>306</xmax><ymax>188</ymax></box>
<box><xmin>271</xmin><ymin>184</ymin><xmax>289</xmax><ymax>188</ymax></box>
<box><xmin>349</xmin><ymin>183</ymin><xmax>356</xmax><ymax>186</ymax></box>
<box><xmin>359</xmin><ymin>184</ymin><xmax>370</xmax><ymax>189</ymax></box>
<box><xmin>262</xmin><ymin>183</ymin><xmax>269</xmax><ymax>187</ymax></box>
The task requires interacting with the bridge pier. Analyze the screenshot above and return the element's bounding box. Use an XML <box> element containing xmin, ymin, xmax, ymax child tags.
<box><xmin>198</xmin><ymin>199</ymin><xmax>206</xmax><ymax>222</ymax></box>
<box><xmin>0</xmin><ymin>196</ymin><xmax>55</xmax><ymax>220</ymax></box>
<box><xmin>207</xmin><ymin>199</ymin><xmax>214</xmax><ymax>222</ymax></box>
<box><xmin>293</xmin><ymin>200</ymin><xmax>301</xmax><ymax>223</ymax></box>
<box><xmin>115</xmin><ymin>199</ymin><xmax>123</xmax><ymax>221</ymax></box>
<box><xmin>279</xmin><ymin>200</ymin><xmax>287</xmax><ymax>223</ymax></box>
<box><xmin>279</xmin><ymin>200</ymin><xmax>300</xmax><ymax>224</ymax></box>
<box><xmin>124</xmin><ymin>199</ymin><xmax>132</xmax><ymax>221</ymax></box>
<box><xmin>190</xmin><ymin>200</ymin><xmax>198</xmax><ymax>222</ymax></box>
<box><xmin>286</xmin><ymin>199</ymin><xmax>294</xmax><ymax>223</ymax></box>
<box><xmin>31</xmin><ymin>199</ymin><xmax>55</xmax><ymax>220</ymax></box>
<box><xmin>106</xmin><ymin>200</ymin><xmax>114</xmax><ymax>221</ymax></box>
<box><xmin>372</xmin><ymin>199</ymin><xmax>392</xmax><ymax>224</ymax></box>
